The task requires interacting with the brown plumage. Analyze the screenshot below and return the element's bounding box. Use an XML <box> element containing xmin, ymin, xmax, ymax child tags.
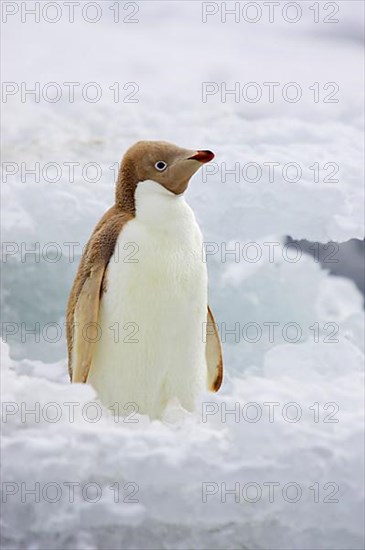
<box><xmin>66</xmin><ymin>205</ymin><xmax>133</xmax><ymax>381</ymax></box>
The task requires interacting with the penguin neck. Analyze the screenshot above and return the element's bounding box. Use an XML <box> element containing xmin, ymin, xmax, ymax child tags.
<box><xmin>134</xmin><ymin>180</ymin><xmax>187</xmax><ymax>225</ymax></box>
<box><xmin>115</xmin><ymin>157</ymin><xmax>138</xmax><ymax>215</ymax></box>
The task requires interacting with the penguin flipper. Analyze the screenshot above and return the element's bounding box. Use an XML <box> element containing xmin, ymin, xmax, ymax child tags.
<box><xmin>206</xmin><ymin>306</ymin><xmax>223</xmax><ymax>391</ymax></box>
<box><xmin>71</xmin><ymin>265</ymin><xmax>106</xmax><ymax>383</ymax></box>
<box><xmin>67</xmin><ymin>206</ymin><xmax>133</xmax><ymax>382</ymax></box>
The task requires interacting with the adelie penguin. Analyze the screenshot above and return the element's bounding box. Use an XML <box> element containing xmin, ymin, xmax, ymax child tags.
<box><xmin>67</xmin><ymin>141</ymin><xmax>223</xmax><ymax>419</ymax></box>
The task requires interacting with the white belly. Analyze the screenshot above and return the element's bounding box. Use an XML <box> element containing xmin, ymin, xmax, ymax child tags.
<box><xmin>88</xmin><ymin>181</ymin><xmax>208</xmax><ymax>418</ymax></box>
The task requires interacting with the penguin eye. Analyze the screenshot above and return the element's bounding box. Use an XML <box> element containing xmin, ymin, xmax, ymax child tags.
<box><xmin>154</xmin><ymin>161</ymin><xmax>167</xmax><ymax>172</ymax></box>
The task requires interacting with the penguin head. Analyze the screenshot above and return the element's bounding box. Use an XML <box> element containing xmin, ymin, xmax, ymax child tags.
<box><xmin>116</xmin><ymin>140</ymin><xmax>215</xmax><ymax>211</ymax></box>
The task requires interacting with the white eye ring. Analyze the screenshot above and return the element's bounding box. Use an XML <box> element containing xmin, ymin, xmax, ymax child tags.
<box><xmin>155</xmin><ymin>161</ymin><xmax>167</xmax><ymax>172</ymax></box>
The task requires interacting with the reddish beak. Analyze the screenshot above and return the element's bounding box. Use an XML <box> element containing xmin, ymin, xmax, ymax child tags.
<box><xmin>188</xmin><ymin>150</ymin><xmax>215</xmax><ymax>163</ymax></box>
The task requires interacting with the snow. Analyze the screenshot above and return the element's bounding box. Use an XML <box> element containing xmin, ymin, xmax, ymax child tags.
<box><xmin>1</xmin><ymin>1</ymin><xmax>364</xmax><ymax>549</ymax></box>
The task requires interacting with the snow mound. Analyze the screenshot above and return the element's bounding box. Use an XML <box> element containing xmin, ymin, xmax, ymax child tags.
<box><xmin>1</xmin><ymin>261</ymin><xmax>364</xmax><ymax>549</ymax></box>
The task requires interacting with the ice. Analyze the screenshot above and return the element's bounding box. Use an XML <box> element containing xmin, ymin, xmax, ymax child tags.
<box><xmin>1</xmin><ymin>1</ymin><xmax>364</xmax><ymax>549</ymax></box>
<box><xmin>1</xmin><ymin>254</ymin><xmax>364</xmax><ymax>549</ymax></box>
<box><xmin>1</xmin><ymin>288</ymin><xmax>364</xmax><ymax>549</ymax></box>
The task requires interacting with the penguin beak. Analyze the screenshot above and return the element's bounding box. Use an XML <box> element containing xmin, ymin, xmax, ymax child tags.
<box><xmin>188</xmin><ymin>150</ymin><xmax>215</xmax><ymax>163</ymax></box>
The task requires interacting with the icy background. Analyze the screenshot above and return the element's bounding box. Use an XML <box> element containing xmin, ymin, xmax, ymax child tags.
<box><xmin>1</xmin><ymin>1</ymin><xmax>364</xmax><ymax>549</ymax></box>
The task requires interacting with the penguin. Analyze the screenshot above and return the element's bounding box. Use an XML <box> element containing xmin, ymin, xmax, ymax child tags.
<box><xmin>66</xmin><ymin>141</ymin><xmax>223</xmax><ymax>419</ymax></box>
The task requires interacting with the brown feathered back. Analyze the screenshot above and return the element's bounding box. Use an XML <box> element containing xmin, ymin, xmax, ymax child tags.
<box><xmin>66</xmin><ymin>205</ymin><xmax>133</xmax><ymax>379</ymax></box>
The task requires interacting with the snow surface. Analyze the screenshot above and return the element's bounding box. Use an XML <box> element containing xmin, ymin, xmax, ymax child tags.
<box><xmin>1</xmin><ymin>1</ymin><xmax>364</xmax><ymax>549</ymax></box>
